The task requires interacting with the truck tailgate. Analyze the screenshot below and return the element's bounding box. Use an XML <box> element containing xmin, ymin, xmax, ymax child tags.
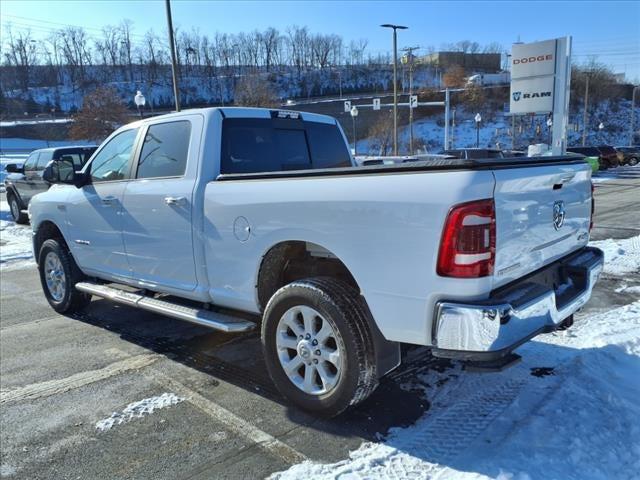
<box><xmin>492</xmin><ymin>162</ymin><xmax>592</xmax><ymax>288</ymax></box>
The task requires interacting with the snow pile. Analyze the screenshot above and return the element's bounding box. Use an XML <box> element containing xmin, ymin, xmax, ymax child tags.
<box><xmin>589</xmin><ymin>235</ymin><xmax>640</xmax><ymax>276</ymax></box>
<box><xmin>0</xmin><ymin>200</ymin><xmax>34</xmax><ymax>270</ymax></box>
<box><xmin>272</xmin><ymin>300</ymin><xmax>640</xmax><ymax>480</ymax></box>
<box><xmin>95</xmin><ymin>392</ymin><xmax>185</xmax><ymax>432</ymax></box>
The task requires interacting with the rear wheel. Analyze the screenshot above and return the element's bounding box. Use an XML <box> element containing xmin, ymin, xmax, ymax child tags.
<box><xmin>8</xmin><ymin>193</ymin><xmax>28</xmax><ymax>224</ymax></box>
<box><xmin>262</xmin><ymin>277</ymin><xmax>378</xmax><ymax>417</ymax></box>
<box><xmin>38</xmin><ymin>239</ymin><xmax>91</xmax><ymax>313</ymax></box>
<box><xmin>628</xmin><ymin>156</ymin><xmax>639</xmax><ymax>166</ymax></box>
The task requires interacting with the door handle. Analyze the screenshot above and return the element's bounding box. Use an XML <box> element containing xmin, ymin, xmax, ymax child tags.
<box><xmin>101</xmin><ymin>196</ymin><xmax>117</xmax><ymax>205</ymax></box>
<box><xmin>164</xmin><ymin>196</ymin><xmax>186</xmax><ymax>206</ymax></box>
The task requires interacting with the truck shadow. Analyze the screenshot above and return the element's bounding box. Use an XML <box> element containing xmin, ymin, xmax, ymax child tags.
<box><xmin>72</xmin><ymin>298</ymin><xmax>442</xmax><ymax>442</ymax></box>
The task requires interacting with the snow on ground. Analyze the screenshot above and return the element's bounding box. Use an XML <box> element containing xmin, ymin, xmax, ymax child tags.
<box><xmin>95</xmin><ymin>393</ymin><xmax>185</xmax><ymax>432</ymax></box>
<box><xmin>272</xmin><ymin>300</ymin><xmax>640</xmax><ymax>480</ymax></box>
<box><xmin>272</xmin><ymin>235</ymin><xmax>640</xmax><ymax>479</ymax></box>
<box><xmin>0</xmin><ymin>200</ymin><xmax>34</xmax><ymax>270</ymax></box>
<box><xmin>589</xmin><ymin>235</ymin><xmax>640</xmax><ymax>276</ymax></box>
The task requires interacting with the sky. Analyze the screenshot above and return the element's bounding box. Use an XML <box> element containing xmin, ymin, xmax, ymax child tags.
<box><xmin>2</xmin><ymin>0</ymin><xmax>639</xmax><ymax>81</ymax></box>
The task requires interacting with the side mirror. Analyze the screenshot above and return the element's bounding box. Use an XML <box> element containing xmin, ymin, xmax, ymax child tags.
<box><xmin>5</xmin><ymin>163</ymin><xmax>23</xmax><ymax>174</ymax></box>
<box><xmin>73</xmin><ymin>170</ymin><xmax>90</xmax><ymax>188</ymax></box>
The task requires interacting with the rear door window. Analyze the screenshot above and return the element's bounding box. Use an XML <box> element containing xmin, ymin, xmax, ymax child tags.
<box><xmin>221</xmin><ymin>118</ymin><xmax>349</xmax><ymax>174</ymax></box>
<box><xmin>306</xmin><ymin>122</ymin><xmax>351</xmax><ymax>169</ymax></box>
<box><xmin>36</xmin><ymin>151</ymin><xmax>53</xmax><ymax>170</ymax></box>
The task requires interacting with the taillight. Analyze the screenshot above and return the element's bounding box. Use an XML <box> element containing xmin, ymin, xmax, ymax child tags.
<box><xmin>590</xmin><ymin>181</ymin><xmax>595</xmax><ymax>232</ymax></box>
<box><xmin>437</xmin><ymin>199</ymin><xmax>496</xmax><ymax>278</ymax></box>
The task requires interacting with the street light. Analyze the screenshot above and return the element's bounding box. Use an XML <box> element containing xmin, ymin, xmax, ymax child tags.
<box><xmin>631</xmin><ymin>86</ymin><xmax>639</xmax><ymax>146</ymax></box>
<box><xmin>402</xmin><ymin>46</ymin><xmax>419</xmax><ymax>155</ymax></box>
<box><xmin>134</xmin><ymin>91</ymin><xmax>146</xmax><ymax>118</ymax></box>
<box><xmin>475</xmin><ymin>113</ymin><xmax>482</xmax><ymax>148</ymax></box>
<box><xmin>598</xmin><ymin>122</ymin><xmax>605</xmax><ymax>143</ymax></box>
<box><xmin>350</xmin><ymin>105</ymin><xmax>359</xmax><ymax>156</ymax></box>
<box><xmin>546</xmin><ymin>117</ymin><xmax>553</xmax><ymax>146</ymax></box>
<box><xmin>381</xmin><ymin>23</ymin><xmax>408</xmax><ymax>156</ymax></box>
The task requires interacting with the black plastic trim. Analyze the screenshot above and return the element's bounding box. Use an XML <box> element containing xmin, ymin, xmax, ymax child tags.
<box><xmin>216</xmin><ymin>156</ymin><xmax>586</xmax><ymax>182</ymax></box>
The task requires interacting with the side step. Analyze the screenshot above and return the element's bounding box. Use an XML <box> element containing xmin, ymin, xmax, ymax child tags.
<box><xmin>75</xmin><ymin>282</ymin><xmax>256</xmax><ymax>333</ymax></box>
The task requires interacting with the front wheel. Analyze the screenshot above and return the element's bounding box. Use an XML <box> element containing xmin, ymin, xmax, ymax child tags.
<box><xmin>8</xmin><ymin>193</ymin><xmax>28</xmax><ymax>224</ymax></box>
<box><xmin>262</xmin><ymin>277</ymin><xmax>378</xmax><ymax>417</ymax></box>
<box><xmin>38</xmin><ymin>239</ymin><xmax>91</xmax><ymax>313</ymax></box>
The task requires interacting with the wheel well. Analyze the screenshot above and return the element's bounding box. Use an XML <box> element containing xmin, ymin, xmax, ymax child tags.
<box><xmin>257</xmin><ymin>241</ymin><xmax>358</xmax><ymax>311</ymax></box>
<box><xmin>34</xmin><ymin>221</ymin><xmax>66</xmax><ymax>263</ymax></box>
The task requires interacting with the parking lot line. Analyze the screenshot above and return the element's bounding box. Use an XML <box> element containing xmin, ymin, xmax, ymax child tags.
<box><xmin>0</xmin><ymin>353</ymin><xmax>159</xmax><ymax>404</ymax></box>
<box><xmin>146</xmin><ymin>368</ymin><xmax>308</xmax><ymax>465</ymax></box>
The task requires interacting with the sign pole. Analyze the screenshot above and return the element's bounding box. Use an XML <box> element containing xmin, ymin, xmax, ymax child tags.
<box><xmin>552</xmin><ymin>36</ymin><xmax>571</xmax><ymax>155</ymax></box>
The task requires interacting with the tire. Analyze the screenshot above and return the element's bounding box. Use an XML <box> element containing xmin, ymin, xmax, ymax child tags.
<box><xmin>7</xmin><ymin>192</ymin><xmax>28</xmax><ymax>224</ymax></box>
<box><xmin>629</xmin><ymin>156</ymin><xmax>639</xmax><ymax>166</ymax></box>
<box><xmin>38</xmin><ymin>238</ymin><xmax>91</xmax><ymax>313</ymax></box>
<box><xmin>262</xmin><ymin>277</ymin><xmax>378</xmax><ymax>417</ymax></box>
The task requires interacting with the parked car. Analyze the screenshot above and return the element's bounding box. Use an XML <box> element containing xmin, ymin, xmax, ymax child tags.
<box><xmin>567</xmin><ymin>146</ymin><xmax>609</xmax><ymax>170</ymax></box>
<box><xmin>4</xmin><ymin>145</ymin><xmax>97</xmax><ymax>223</ymax></box>
<box><xmin>614</xmin><ymin>146</ymin><xmax>639</xmax><ymax>166</ymax></box>
<box><xmin>30</xmin><ymin>108</ymin><xmax>603</xmax><ymax>416</ymax></box>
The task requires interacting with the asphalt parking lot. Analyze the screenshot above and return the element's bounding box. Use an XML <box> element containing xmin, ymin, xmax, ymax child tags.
<box><xmin>1</xmin><ymin>170</ymin><xmax>639</xmax><ymax>480</ymax></box>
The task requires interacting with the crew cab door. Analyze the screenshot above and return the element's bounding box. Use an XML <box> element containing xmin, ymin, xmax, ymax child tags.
<box><xmin>120</xmin><ymin>118</ymin><xmax>199</xmax><ymax>291</ymax></box>
<box><xmin>65</xmin><ymin>128</ymin><xmax>140</xmax><ymax>280</ymax></box>
<box><xmin>31</xmin><ymin>151</ymin><xmax>53</xmax><ymax>197</ymax></box>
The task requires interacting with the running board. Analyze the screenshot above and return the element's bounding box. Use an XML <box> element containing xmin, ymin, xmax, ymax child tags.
<box><xmin>75</xmin><ymin>282</ymin><xmax>256</xmax><ymax>333</ymax></box>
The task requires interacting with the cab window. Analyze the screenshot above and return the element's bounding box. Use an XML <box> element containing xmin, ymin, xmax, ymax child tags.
<box><xmin>23</xmin><ymin>153</ymin><xmax>39</xmax><ymax>171</ymax></box>
<box><xmin>90</xmin><ymin>129</ymin><xmax>139</xmax><ymax>183</ymax></box>
<box><xmin>36</xmin><ymin>152</ymin><xmax>52</xmax><ymax>170</ymax></box>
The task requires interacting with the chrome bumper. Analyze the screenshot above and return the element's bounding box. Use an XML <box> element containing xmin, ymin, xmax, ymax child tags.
<box><xmin>432</xmin><ymin>247</ymin><xmax>604</xmax><ymax>361</ymax></box>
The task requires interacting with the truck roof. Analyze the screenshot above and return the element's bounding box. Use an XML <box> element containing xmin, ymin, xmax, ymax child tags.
<box><xmin>126</xmin><ymin>107</ymin><xmax>337</xmax><ymax>128</ymax></box>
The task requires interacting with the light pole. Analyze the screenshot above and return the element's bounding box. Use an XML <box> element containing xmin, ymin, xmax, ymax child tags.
<box><xmin>546</xmin><ymin>117</ymin><xmax>553</xmax><ymax>146</ymax></box>
<box><xmin>402</xmin><ymin>46</ymin><xmax>419</xmax><ymax>155</ymax></box>
<box><xmin>451</xmin><ymin>107</ymin><xmax>456</xmax><ymax>149</ymax></box>
<box><xmin>631</xmin><ymin>86</ymin><xmax>639</xmax><ymax>146</ymax></box>
<box><xmin>381</xmin><ymin>24</ymin><xmax>408</xmax><ymax>156</ymax></box>
<box><xmin>134</xmin><ymin>91</ymin><xmax>146</xmax><ymax>118</ymax></box>
<box><xmin>598</xmin><ymin>122</ymin><xmax>605</xmax><ymax>143</ymax></box>
<box><xmin>350</xmin><ymin>106</ymin><xmax>359</xmax><ymax>156</ymax></box>
<box><xmin>475</xmin><ymin>113</ymin><xmax>482</xmax><ymax>148</ymax></box>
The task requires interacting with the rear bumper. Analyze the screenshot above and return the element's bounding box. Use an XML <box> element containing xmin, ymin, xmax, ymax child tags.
<box><xmin>431</xmin><ymin>247</ymin><xmax>604</xmax><ymax>361</ymax></box>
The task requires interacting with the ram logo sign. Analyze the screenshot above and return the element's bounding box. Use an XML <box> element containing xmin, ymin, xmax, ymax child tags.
<box><xmin>510</xmin><ymin>76</ymin><xmax>555</xmax><ymax>113</ymax></box>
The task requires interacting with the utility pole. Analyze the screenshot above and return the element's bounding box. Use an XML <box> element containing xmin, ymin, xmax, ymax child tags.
<box><xmin>165</xmin><ymin>0</ymin><xmax>181</xmax><ymax>112</ymax></box>
<box><xmin>381</xmin><ymin>24</ymin><xmax>408</xmax><ymax>155</ymax></box>
<box><xmin>582</xmin><ymin>74</ymin><xmax>589</xmax><ymax>146</ymax></box>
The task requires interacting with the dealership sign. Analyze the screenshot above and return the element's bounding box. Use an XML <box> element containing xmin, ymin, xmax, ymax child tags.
<box><xmin>509</xmin><ymin>37</ymin><xmax>572</xmax><ymax>155</ymax></box>
<box><xmin>511</xmin><ymin>39</ymin><xmax>557</xmax><ymax>79</ymax></box>
<box><xmin>509</xmin><ymin>39</ymin><xmax>561</xmax><ymax>114</ymax></box>
<box><xmin>510</xmin><ymin>76</ymin><xmax>555</xmax><ymax>114</ymax></box>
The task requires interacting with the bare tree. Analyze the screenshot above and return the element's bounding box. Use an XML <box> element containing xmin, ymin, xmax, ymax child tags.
<box><xmin>234</xmin><ymin>75</ymin><xmax>278</xmax><ymax>107</ymax></box>
<box><xmin>69</xmin><ymin>86</ymin><xmax>130</xmax><ymax>141</ymax></box>
<box><xmin>3</xmin><ymin>26</ymin><xmax>38</xmax><ymax>91</ymax></box>
<box><xmin>367</xmin><ymin>111</ymin><xmax>395</xmax><ymax>156</ymax></box>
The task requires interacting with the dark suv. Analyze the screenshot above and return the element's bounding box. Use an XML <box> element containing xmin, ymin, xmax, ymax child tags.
<box><xmin>4</xmin><ymin>145</ymin><xmax>97</xmax><ymax>223</ymax></box>
<box><xmin>567</xmin><ymin>146</ymin><xmax>614</xmax><ymax>170</ymax></box>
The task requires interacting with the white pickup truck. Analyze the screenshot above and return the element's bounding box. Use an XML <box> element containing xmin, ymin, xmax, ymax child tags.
<box><xmin>29</xmin><ymin>107</ymin><xmax>603</xmax><ymax>416</ymax></box>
